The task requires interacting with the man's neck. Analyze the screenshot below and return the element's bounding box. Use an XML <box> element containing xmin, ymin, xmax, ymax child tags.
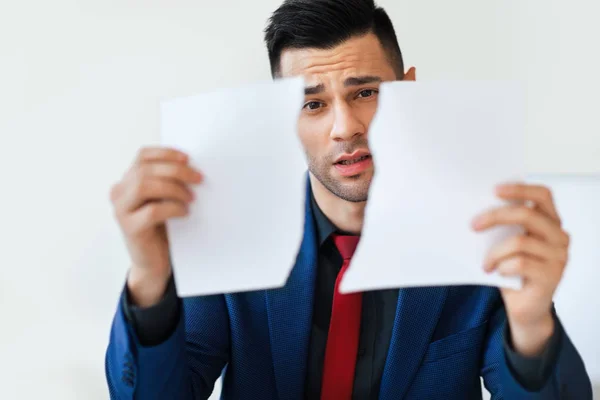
<box><xmin>309</xmin><ymin>174</ymin><xmax>366</xmax><ymax>235</ymax></box>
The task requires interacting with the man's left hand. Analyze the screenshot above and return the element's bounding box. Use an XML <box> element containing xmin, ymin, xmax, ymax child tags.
<box><xmin>472</xmin><ymin>183</ymin><xmax>570</xmax><ymax>357</ymax></box>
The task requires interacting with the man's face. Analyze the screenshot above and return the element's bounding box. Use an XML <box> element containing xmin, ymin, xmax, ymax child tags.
<box><xmin>279</xmin><ymin>33</ymin><xmax>399</xmax><ymax>202</ymax></box>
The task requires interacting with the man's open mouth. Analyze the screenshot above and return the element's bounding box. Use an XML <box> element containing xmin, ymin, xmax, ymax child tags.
<box><xmin>335</xmin><ymin>154</ymin><xmax>371</xmax><ymax>165</ymax></box>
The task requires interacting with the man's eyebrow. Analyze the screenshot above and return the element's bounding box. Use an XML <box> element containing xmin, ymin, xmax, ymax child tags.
<box><xmin>344</xmin><ymin>76</ymin><xmax>382</xmax><ymax>87</ymax></box>
<box><xmin>303</xmin><ymin>76</ymin><xmax>382</xmax><ymax>95</ymax></box>
<box><xmin>304</xmin><ymin>84</ymin><xmax>325</xmax><ymax>95</ymax></box>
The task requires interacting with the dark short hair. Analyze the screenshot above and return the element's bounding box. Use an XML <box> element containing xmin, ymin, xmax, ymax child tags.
<box><xmin>264</xmin><ymin>0</ymin><xmax>404</xmax><ymax>78</ymax></box>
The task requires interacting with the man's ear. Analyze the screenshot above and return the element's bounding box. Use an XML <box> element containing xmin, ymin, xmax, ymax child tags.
<box><xmin>403</xmin><ymin>67</ymin><xmax>416</xmax><ymax>81</ymax></box>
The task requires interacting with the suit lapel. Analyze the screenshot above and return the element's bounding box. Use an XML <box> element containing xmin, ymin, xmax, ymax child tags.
<box><xmin>266</xmin><ymin>178</ymin><xmax>318</xmax><ymax>400</ymax></box>
<box><xmin>379</xmin><ymin>287</ymin><xmax>449</xmax><ymax>399</ymax></box>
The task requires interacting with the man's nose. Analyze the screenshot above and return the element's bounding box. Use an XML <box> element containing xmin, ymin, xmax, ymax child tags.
<box><xmin>330</xmin><ymin>103</ymin><xmax>365</xmax><ymax>141</ymax></box>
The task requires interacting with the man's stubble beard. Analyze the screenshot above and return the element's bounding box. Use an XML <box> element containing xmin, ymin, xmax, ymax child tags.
<box><xmin>306</xmin><ymin>157</ymin><xmax>372</xmax><ymax>203</ymax></box>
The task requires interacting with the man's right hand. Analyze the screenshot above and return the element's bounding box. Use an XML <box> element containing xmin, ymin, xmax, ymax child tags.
<box><xmin>110</xmin><ymin>147</ymin><xmax>202</xmax><ymax>308</ymax></box>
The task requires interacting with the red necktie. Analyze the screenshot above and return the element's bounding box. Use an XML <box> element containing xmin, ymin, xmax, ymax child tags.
<box><xmin>320</xmin><ymin>234</ymin><xmax>362</xmax><ymax>400</ymax></box>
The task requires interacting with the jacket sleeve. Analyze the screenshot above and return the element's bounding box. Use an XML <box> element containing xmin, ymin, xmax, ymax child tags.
<box><xmin>480</xmin><ymin>304</ymin><xmax>592</xmax><ymax>399</ymax></box>
<box><xmin>105</xmin><ymin>288</ymin><xmax>231</xmax><ymax>399</ymax></box>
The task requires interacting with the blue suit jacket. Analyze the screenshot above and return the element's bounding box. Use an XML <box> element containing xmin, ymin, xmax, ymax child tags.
<box><xmin>106</xmin><ymin>182</ymin><xmax>592</xmax><ymax>399</ymax></box>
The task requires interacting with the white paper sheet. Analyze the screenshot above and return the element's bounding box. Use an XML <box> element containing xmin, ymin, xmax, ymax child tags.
<box><xmin>161</xmin><ymin>78</ymin><xmax>306</xmax><ymax>297</ymax></box>
<box><xmin>341</xmin><ymin>81</ymin><xmax>525</xmax><ymax>293</ymax></box>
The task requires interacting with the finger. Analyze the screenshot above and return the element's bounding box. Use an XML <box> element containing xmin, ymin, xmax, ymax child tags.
<box><xmin>495</xmin><ymin>256</ymin><xmax>545</xmax><ymax>278</ymax></box>
<box><xmin>135</xmin><ymin>147</ymin><xmax>189</xmax><ymax>164</ymax></box>
<box><xmin>495</xmin><ymin>183</ymin><xmax>560</xmax><ymax>223</ymax></box>
<box><xmin>119</xmin><ymin>178</ymin><xmax>194</xmax><ymax>213</ymax></box>
<box><xmin>138</xmin><ymin>162</ymin><xmax>203</xmax><ymax>184</ymax></box>
<box><xmin>484</xmin><ymin>235</ymin><xmax>559</xmax><ymax>271</ymax></box>
<box><xmin>473</xmin><ymin>205</ymin><xmax>568</xmax><ymax>246</ymax></box>
<box><xmin>124</xmin><ymin>201</ymin><xmax>189</xmax><ymax>235</ymax></box>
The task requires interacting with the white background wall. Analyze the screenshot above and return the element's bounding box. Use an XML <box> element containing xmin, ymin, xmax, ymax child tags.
<box><xmin>1</xmin><ymin>0</ymin><xmax>599</xmax><ymax>399</ymax></box>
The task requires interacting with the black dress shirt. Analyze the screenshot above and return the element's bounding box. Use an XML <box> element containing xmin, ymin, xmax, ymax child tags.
<box><xmin>304</xmin><ymin>193</ymin><xmax>397</xmax><ymax>399</ymax></box>
<box><xmin>123</xmin><ymin>189</ymin><xmax>562</xmax><ymax>397</ymax></box>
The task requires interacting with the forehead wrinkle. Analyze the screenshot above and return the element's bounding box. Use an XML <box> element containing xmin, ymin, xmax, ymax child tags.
<box><xmin>295</xmin><ymin>58</ymin><xmax>389</xmax><ymax>84</ymax></box>
<box><xmin>280</xmin><ymin>34</ymin><xmax>395</xmax><ymax>82</ymax></box>
<box><xmin>303</xmin><ymin>60</ymin><xmax>362</xmax><ymax>76</ymax></box>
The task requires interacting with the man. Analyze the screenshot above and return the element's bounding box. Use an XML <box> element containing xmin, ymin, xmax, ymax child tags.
<box><xmin>106</xmin><ymin>0</ymin><xmax>592</xmax><ymax>398</ymax></box>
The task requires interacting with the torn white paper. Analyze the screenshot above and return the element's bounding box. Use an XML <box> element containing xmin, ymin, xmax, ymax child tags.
<box><xmin>161</xmin><ymin>78</ymin><xmax>306</xmax><ymax>297</ymax></box>
<box><xmin>341</xmin><ymin>81</ymin><xmax>525</xmax><ymax>293</ymax></box>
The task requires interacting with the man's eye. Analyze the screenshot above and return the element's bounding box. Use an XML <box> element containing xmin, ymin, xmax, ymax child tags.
<box><xmin>303</xmin><ymin>101</ymin><xmax>323</xmax><ymax>111</ymax></box>
<box><xmin>357</xmin><ymin>89</ymin><xmax>378</xmax><ymax>98</ymax></box>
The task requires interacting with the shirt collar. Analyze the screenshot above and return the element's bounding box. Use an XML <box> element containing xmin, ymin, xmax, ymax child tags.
<box><xmin>310</xmin><ymin>189</ymin><xmax>338</xmax><ymax>247</ymax></box>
